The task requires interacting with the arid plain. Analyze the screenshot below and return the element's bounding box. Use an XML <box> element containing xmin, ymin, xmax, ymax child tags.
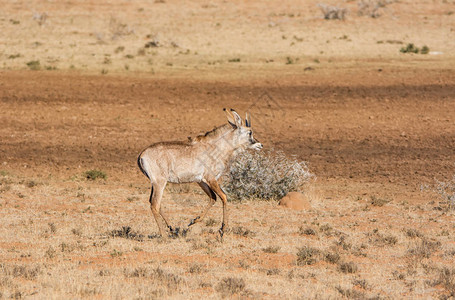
<box><xmin>1</xmin><ymin>0</ymin><xmax>455</xmax><ymax>299</ymax></box>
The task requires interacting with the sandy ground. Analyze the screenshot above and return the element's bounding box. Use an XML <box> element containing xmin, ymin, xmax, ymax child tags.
<box><xmin>1</xmin><ymin>0</ymin><xmax>455</xmax><ymax>299</ymax></box>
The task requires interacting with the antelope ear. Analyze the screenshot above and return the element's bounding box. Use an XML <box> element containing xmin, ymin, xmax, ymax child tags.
<box><xmin>230</xmin><ymin>109</ymin><xmax>243</xmax><ymax>127</ymax></box>
<box><xmin>245</xmin><ymin>112</ymin><xmax>251</xmax><ymax>128</ymax></box>
<box><xmin>224</xmin><ymin>108</ymin><xmax>236</xmax><ymax>128</ymax></box>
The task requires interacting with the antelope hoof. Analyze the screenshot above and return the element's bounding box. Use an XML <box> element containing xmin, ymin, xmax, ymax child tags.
<box><xmin>188</xmin><ymin>216</ymin><xmax>200</xmax><ymax>227</ymax></box>
<box><xmin>169</xmin><ymin>226</ymin><xmax>189</xmax><ymax>238</ymax></box>
<box><xmin>218</xmin><ymin>223</ymin><xmax>227</xmax><ymax>239</ymax></box>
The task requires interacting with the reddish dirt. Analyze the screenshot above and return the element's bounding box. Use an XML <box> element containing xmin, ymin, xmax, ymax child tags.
<box><xmin>1</xmin><ymin>68</ymin><xmax>455</xmax><ymax>201</ymax></box>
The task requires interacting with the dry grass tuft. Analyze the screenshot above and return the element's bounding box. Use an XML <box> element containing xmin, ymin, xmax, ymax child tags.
<box><xmin>296</xmin><ymin>246</ymin><xmax>321</xmax><ymax>266</ymax></box>
<box><xmin>336</xmin><ymin>286</ymin><xmax>366</xmax><ymax>299</ymax></box>
<box><xmin>368</xmin><ymin>229</ymin><xmax>398</xmax><ymax>247</ymax></box>
<box><xmin>338</xmin><ymin>261</ymin><xmax>358</xmax><ymax>274</ymax></box>
<box><xmin>84</xmin><ymin>169</ymin><xmax>107</xmax><ymax>181</ymax></box>
<box><xmin>216</xmin><ymin>277</ymin><xmax>246</xmax><ymax>297</ymax></box>
<box><xmin>223</xmin><ymin>150</ymin><xmax>313</xmax><ymax>201</ymax></box>
<box><xmin>262</xmin><ymin>245</ymin><xmax>281</xmax><ymax>254</ymax></box>
<box><xmin>1</xmin><ymin>264</ymin><xmax>41</xmax><ymax>280</ymax></box>
<box><xmin>370</xmin><ymin>195</ymin><xmax>390</xmax><ymax>207</ymax></box>
<box><xmin>404</xmin><ymin>228</ymin><xmax>424</xmax><ymax>239</ymax></box>
<box><xmin>231</xmin><ymin>226</ymin><xmax>255</xmax><ymax>238</ymax></box>
<box><xmin>324</xmin><ymin>251</ymin><xmax>341</xmax><ymax>264</ymax></box>
<box><xmin>124</xmin><ymin>266</ymin><xmax>184</xmax><ymax>293</ymax></box>
<box><xmin>407</xmin><ymin>238</ymin><xmax>441</xmax><ymax>259</ymax></box>
<box><xmin>299</xmin><ymin>226</ymin><xmax>317</xmax><ymax>236</ymax></box>
<box><xmin>107</xmin><ymin>226</ymin><xmax>145</xmax><ymax>241</ymax></box>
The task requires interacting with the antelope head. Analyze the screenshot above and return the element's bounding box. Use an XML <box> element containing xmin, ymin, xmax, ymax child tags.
<box><xmin>224</xmin><ymin>108</ymin><xmax>263</xmax><ymax>151</ymax></box>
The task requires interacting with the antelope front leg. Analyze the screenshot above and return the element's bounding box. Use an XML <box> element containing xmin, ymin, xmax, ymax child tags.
<box><xmin>188</xmin><ymin>182</ymin><xmax>217</xmax><ymax>228</ymax></box>
<box><xmin>207</xmin><ymin>180</ymin><xmax>229</xmax><ymax>239</ymax></box>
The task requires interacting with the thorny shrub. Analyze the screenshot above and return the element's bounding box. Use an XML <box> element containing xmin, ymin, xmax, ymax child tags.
<box><xmin>357</xmin><ymin>0</ymin><xmax>395</xmax><ymax>18</ymax></box>
<box><xmin>223</xmin><ymin>150</ymin><xmax>313</xmax><ymax>201</ymax></box>
<box><xmin>318</xmin><ymin>3</ymin><xmax>348</xmax><ymax>20</ymax></box>
<box><xmin>435</xmin><ymin>175</ymin><xmax>455</xmax><ymax>210</ymax></box>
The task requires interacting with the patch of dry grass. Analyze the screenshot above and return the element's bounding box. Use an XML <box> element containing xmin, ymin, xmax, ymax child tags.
<box><xmin>0</xmin><ymin>173</ymin><xmax>453</xmax><ymax>298</ymax></box>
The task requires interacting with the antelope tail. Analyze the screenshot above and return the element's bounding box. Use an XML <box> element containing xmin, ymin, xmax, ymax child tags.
<box><xmin>137</xmin><ymin>155</ymin><xmax>150</xmax><ymax>180</ymax></box>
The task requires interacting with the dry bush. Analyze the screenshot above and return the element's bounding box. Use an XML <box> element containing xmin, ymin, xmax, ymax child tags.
<box><xmin>357</xmin><ymin>0</ymin><xmax>394</xmax><ymax>18</ymax></box>
<box><xmin>435</xmin><ymin>175</ymin><xmax>455</xmax><ymax>210</ymax></box>
<box><xmin>318</xmin><ymin>3</ymin><xmax>348</xmax><ymax>20</ymax></box>
<box><xmin>223</xmin><ymin>150</ymin><xmax>313</xmax><ymax>201</ymax></box>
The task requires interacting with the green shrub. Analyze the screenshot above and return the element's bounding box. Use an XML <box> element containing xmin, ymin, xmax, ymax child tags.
<box><xmin>420</xmin><ymin>45</ymin><xmax>430</xmax><ymax>54</ymax></box>
<box><xmin>26</xmin><ymin>60</ymin><xmax>41</xmax><ymax>70</ymax></box>
<box><xmin>223</xmin><ymin>150</ymin><xmax>313</xmax><ymax>201</ymax></box>
<box><xmin>400</xmin><ymin>43</ymin><xmax>430</xmax><ymax>55</ymax></box>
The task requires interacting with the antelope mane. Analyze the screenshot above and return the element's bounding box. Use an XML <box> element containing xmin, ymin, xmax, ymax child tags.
<box><xmin>191</xmin><ymin>123</ymin><xmax>233</xmax><ymax>143</ymax></box>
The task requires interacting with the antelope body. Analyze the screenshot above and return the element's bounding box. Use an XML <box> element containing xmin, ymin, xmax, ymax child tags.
<box><xmin>137</xmin><ymin>109</ymin><xmax>262</xmax><ymax>237</ymax></box>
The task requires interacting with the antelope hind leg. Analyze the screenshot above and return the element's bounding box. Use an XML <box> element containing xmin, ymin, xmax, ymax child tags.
<box><xmin>149</xmin><ymin>180</ymin><xmax>169</xmax><ymax>237</ymax></box>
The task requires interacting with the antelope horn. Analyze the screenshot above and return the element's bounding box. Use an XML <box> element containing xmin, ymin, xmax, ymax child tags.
<box><xmin>245</xmin><ymin>112</ymin><xmax>251</xmax><ymax>127</ymax></box>
<box><xmin>223</xmin><ymin>108</ymin><xmax>236</xmax><ymax>127</ymax></box>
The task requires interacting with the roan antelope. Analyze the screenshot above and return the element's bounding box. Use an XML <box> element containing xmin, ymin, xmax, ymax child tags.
<box><xmin>137</xmin><ymin>109</ymin><xmax>263</xmax><ymax>238</ymax></box>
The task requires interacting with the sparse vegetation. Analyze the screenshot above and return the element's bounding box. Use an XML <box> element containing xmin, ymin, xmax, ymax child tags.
<box><xmin>262</xmin><ymin>245</ymin><xmax>281</xmax><ymax>253</ymax></box>
<box><xmin>358</xmin><ymin>0</ymin><xmax>395</xmax><ymax>18</ymax></box>
<box><xmin>231</xmin><ymin>226</ymin><xmax>255</xmax><ymax>238</ymax></box>
<box><xmin>108</xmin><ymin>226</ymin><xmax>144</xmax><ymax>241</ymax></box>
<box><xmin>338</xmin><ymin>261</ymin><xmax>358</xmax><ymax>274</ymax></box>
<box><xmin>336</xmin><ymin>286</ymin><xmax>366</xmax><ymax>299</ymax></box>
<box><xmin>223</xmin><ymin>150</ymin><xmax>313</xmax><ymax>201</ymax></box>
<box><xmin>370</xmin><ymin>195</ymin><xmax>390</xmax><ymax>206</ymax></box>
<box><xmin>299</xmin><ymin>226</ymin><xmax>317</xmax><ymax>236</ymax></box>
<box><xmin>296</xmin><ymin>246</ymin><xmax>321</xmax><ymax>266</ymax></box>
<box><xmin>84</xmin><ymin>169</ymin><xmax>107</xmax><ymax>180</ymax></box>
<box><xmin>109</xmin><ymin>17</ymin><xmax>134</xmax><ymax>39</ymax></box>
<box><xmin>408</xmin><ymin>238</ymin><xmax>441</xmax><ymax>259</ymax></box>
<box><xmin>216</xmin><ymin>277</ymin><xmax>246</xmax><ymax>297</ymax></box>
<box><xmin>26</xmin><ymin>60</ymin><xmax>41</xmax><ymax>70</ymax></box>
<box><xmin>404</xmin><ymin>228</ymin><xmax>423</xmax><ymax>239</ymax></box>
<box><xmin>0</xmin><ymin>2</ymin><xmax>452</xmax><ymax>299</ymax></box>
